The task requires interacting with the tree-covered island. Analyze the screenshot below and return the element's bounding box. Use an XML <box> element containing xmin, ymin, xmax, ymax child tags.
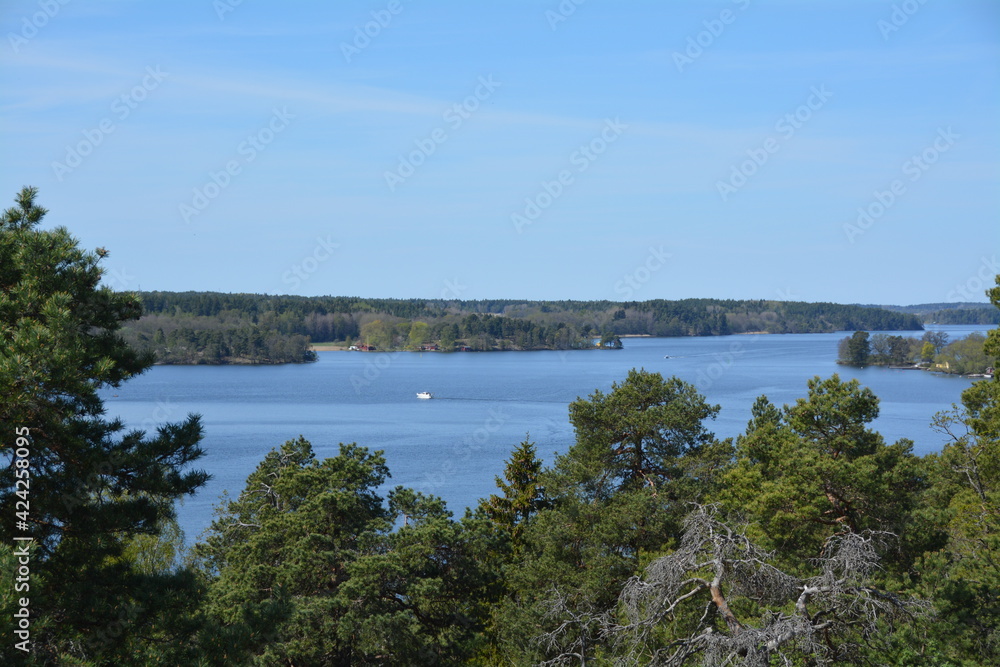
<box><xmin>838</xmin><ymin>328</ymin><xmax>996</xmax><ymax>376</ymax></box>
<box><xmin>122</xmin><ymin>290</ymin><xmax>926</xmax><ymax>364</ymax></box>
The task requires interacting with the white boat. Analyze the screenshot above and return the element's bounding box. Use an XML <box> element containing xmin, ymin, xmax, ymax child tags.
<box><xmin>416</xmin><ymin>392</ymin><xmax>433</xmax><ymax>399</ymax></box>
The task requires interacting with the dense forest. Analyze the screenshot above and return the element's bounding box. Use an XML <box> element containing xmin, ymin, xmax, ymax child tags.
<box><xmin>124</xmin><ymin>290</ymin><xmax>924</xmax><ymax>363</ymax></box>
<box><xmin>120</xmin><ymin>318</ymin><xmax>316</xmax><ymax>364</ymax></box>
<box><xmin>876</xmin><ymin>301</ymin><xmax>1000</xmax><ymax>325</ymax></box>
<box><xmin>5</xmin><ymin>188</ymin><xmax>1000</xmax><ymax>665</ymax></box>
<box><xmin>921</xmin><ymin>307</ymin><xmax>1000</xmax><ymax>325</ymax></box>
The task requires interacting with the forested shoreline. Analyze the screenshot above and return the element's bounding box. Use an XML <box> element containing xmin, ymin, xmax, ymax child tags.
<box><xmin>879</xmin><ymin>301</ymin><xmax>1000</xmax><ymax>325</ymax></box>
<box><xmin>124</xmin><ymin>290</ymin><xmax>925</xmax><ymax>364</ymax></box>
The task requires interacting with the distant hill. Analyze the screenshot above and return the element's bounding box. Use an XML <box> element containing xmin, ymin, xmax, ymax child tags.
<box><xmin>863</xmin><ymin>302</ymin><xmax>999</xmax><ymax>325</ymax></box>
<box><xmin>135</xmin><ymin>292</ymin><xmax>925</xmax><ymax>339</ymax></box>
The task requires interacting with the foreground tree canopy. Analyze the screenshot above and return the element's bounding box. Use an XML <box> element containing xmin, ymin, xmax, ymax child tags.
<box><xmin>2</xmin><ymin>189</ymin><xmax>999</xmax><ymax>664</ymax></box>
<box><xmin>1</xmin><ymin>187</ymin><xmax>208</xmax><ymax>664</ymax></box>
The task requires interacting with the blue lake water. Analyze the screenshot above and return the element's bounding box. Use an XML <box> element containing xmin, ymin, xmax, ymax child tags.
<box><xmin>98</xmin><ymin>325</ymin><xmax>994</xmax><ymax>544</ymax></box>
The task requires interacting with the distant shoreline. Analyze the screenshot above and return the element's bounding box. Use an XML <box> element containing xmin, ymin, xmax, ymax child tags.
<box><xmin>309</xmin><ymin>344</ymin><xmax>614</xmax><ymax>353</ymax></box>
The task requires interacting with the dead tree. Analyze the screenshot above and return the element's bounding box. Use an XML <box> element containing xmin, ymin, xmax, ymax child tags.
<box><xmin>611</xmin><ymin>505</ymin><xmax>926</xmax><ymax>665</ymax></box>
<box><xmin>535</xmin><ymin>588</ymin><xmax>610</xmax><ymax>667</ymax></box>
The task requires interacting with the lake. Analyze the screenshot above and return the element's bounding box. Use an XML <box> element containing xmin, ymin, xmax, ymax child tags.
<box><xmin>99</xmin><ymin>325</ymin><xmax>994</xmax><ymax>544</ymax></box>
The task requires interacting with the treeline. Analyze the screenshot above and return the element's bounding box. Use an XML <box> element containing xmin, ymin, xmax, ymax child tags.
<box><xmin>923</xmin><ymin>307</ymin><xmax>1000</xmax><ymax>325</ymax></box>
<box><xmin>127</xmin><ymin>291</ymin><xmax>924</xmax><ymax>360</ymax></box>
<box><xmin>878</xmin><ymin>301</ymin><xmax>1000</xmax><ymax>325</ymax></box>
<box><xmin>357</xmin><ymin>314</ymin><xmax>594</xmax><ymax>351</ymax></box>
<box><xmin>838</xmin><ymin>329</ymin><xmax>995</xmax><ymax>374</ymax></box>
<box><xmin>121</xmin><ymin>317</ymin><xmax>316</xmax><ymax>364</ymax></box>
<box><xmin>619</xmin><ymin>297</ymin><xmax>922</xmax><ymax>335</ymax></box>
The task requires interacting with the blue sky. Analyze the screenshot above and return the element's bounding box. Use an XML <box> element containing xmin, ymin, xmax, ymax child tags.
<box><xmin>2</xmin><ymin>0</ymin><xmax>998</xmax><ymax>305</ymax></box>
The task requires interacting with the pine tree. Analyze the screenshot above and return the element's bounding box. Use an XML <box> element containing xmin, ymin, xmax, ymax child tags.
<box><xmin>0</xmin><ymin>187</ymin><xmax>208</xmax><ymax>663</ymax></box>
<box><xmin>720</xmin><ymin>375</ymin><xmax>924</xmax><ymax>572</ymax></box>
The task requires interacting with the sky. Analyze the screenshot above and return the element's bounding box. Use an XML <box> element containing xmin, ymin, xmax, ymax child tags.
<box><xmin>2</xmin><ymin>0</ymin><xmax>998</xmax><ymax>306</ymax></box>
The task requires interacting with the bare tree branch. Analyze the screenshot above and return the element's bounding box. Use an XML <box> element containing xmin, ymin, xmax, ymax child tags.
<box><xmin>607</xmin><ymin>504</ymin><xmax>928</xmax><ymax>666</ymax></box>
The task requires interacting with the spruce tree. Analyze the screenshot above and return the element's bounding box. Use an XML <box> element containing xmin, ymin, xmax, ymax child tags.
<box><xmin>483</xmin><ymin>437</ymin><xmax>549</xmax><ymax>552</ymax></box>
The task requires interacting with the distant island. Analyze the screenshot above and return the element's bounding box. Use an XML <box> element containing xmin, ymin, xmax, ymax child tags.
<box><xmin>119</xmin><ymin>292</ymin><xmax>928</xmax><ymax>365</ymax></box>
<box><xmin>837</xmin><ymin>329</ymin><xmax>995</xmax><ymax>377</ymax></box>
<box><xmin>864</xmin><ymin>301</ymin><xmax>1000</xmax><ymax>325</ymax></box>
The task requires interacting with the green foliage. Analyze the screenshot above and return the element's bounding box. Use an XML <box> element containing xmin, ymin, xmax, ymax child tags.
<box><xmin>838</xmin><ymin>329</ymin><xmax>871</xmax><ymax>365</ymax></box>
<box><xmin>121</xmin><ymin>305</ymin><xmax>316</xmax><ymax>364</ymax></box>
<box><xmin>492</xmin><ymin>486</ymin><xmax>671</xmax><ymax>663</ymax></box>
<box><xmin>0</xmin><ymin>187</ymin><xmax>208</xmax><ymax>664</ymax></box>
<box><xmin>338</xmin><ymin>489</ymin><xmax>496</xmax><ymax>664</ymax></box>
<box><xmin>128</xmin><ymin>291</ymin><xmax>924</xmax><ymax>359</ymax></box>
<box><xmin>483</xmin><ymin>438</ymin><xmax>549</xmax><ymax>552</ymax></box>
<box><xmin>598</xmin><ymin>332</ymin><xmax>623</xmax><ymax>348</ymax></box>
<box><xmin>193</xmin><ymin>437</ymin><xmax>389</xmax><ymax>663</ymax></box>
<box><xmin>912</xmin><ymin>283</ymin><xmax>1000</xmax><ymax>662</ymax></box>
<box><xmin>840</xmin><ymin>329</ymin><xmax>992</xmax><ymax>374</ymax></box>
<box><xmin>360</xmin><ymin>318</ymin><xmax>395</xmax><ymax>350</ymax></box>
<box><xmin>720</xmin><ymin>375</ymin><xmax>924</xmax><ymax>570</ymax></box>
<box><xmin>935</xmin><ymin>331</ymin><xmax>992</xmax><ymax>374</ymax></box>
<box><xmin>488</xmin><ymin>371</ymin><xmax>732</xmax><ymax>664</ymax></box>
<box><xmin>924</xmin><ymin>329</ymin><xmax>950</xmax><ymax>353</ymax></box>
<box><xmin>921</xmin><ymin>306</ymin><xmax>1000</xmax><ymax>325</ymax></box>
<box><xmin>407</xmin><ymin>320</ymin><xmax>430</xmax><ymax>350</ymax></box>
<box><xmin>869</xmin><ymin>332</ymin><xmax>921</xmax><ymax>365</ymax></box>
<box><xmin>194</xmin><ymin>437</ymin><xmax>491</xmax><ymax>664</ymax></box>
<box><xmin>438</xmin><ymin>323</ymin><xmax>457</xmax><ymax>352</ymax></box>
<box><xmin>563</xmin><ymin>369</ymin><xmax>722</xmax><ymax>497</ymax></box>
